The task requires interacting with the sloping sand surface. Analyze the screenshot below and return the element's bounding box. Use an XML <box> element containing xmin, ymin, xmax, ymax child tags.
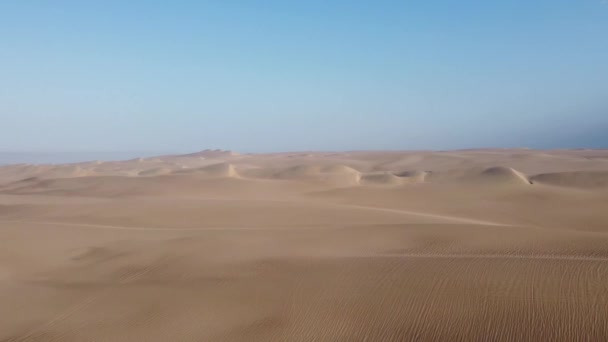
<box><xmin>1</xmin><ymin>149</ymin><xmax>608</xmax><ymax>341</ymax></box>
<box><xmin>530</xmin><ymin>171</ymin><xmax>608</xmax><ymax>188</ymax></box>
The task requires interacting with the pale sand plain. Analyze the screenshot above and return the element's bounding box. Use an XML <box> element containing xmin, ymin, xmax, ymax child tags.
<box><xmin>1</xmin><ymin>148</ymin><xmax>608</xmax><ymax>341</ymax></box>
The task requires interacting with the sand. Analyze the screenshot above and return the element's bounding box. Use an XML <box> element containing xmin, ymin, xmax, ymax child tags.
<box><xmin>1</xmin><ymin>148</ymin><xmax>608</xmax><ymax>341</ymax></box>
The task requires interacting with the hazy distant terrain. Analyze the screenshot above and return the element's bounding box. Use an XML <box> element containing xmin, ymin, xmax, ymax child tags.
<box><xmin>1</xmin><ymin>149</ymin><xmax>608</xmax><ymax>341</ymax></box>
<box><xmin>0</xmin><ymin>151</ymin><xmax>168</xmax><ymax>165</ymax></box>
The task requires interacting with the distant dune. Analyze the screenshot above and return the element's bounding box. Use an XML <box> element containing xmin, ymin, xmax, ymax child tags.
<box><xmin>172</xmin><ymin>163</ymin><xmax>239</xmax><ymax>178</ymax></box>
<box><xmin>530</xmin><ymin>171</ymin><xmax>608</xmax><ymax>188</ymax></box>
<box><xmin>274</xmin><ymin>164</ymin><xmax>324</xmax><ymax>178</ymax></box>
<box><xmin>178</xmin><ymin>149</ymin><xmax>240</xmax><ymax>159</ymax></box>
<box><xmin>137</xmin><ymin>167</ymin><xmax>172</xmax><ymax>176</ymax></box>
<box><xmin>266</xmin><ymin>164</ymin><xmax>361</xmax><ymax>186</ymax></box>
<box><xmin>476</xmin><ymin>166</ymin><xmax>532</xmax><ymax>185</ymax></box>
<box><xmin>360</xmin><ymin>172</ymin><xmax>404</xmax><ymax>185</ymax></box>
<box><xmin>425</xmin><ymin>166</ymin><xmax>531</xmax><ymax>186</ymax></box>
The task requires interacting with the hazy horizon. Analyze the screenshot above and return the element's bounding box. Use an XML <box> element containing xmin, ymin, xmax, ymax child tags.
<box><xmin>4</xmin><ymin>145</ymin><xmax>608</xmax><ymax>166</ymax></box>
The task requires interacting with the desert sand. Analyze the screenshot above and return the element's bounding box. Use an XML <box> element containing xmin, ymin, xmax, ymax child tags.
<box><xmin>1</xmin><ymin>148</ymin><xmax>608</xmax><ymax>341</ymax></box>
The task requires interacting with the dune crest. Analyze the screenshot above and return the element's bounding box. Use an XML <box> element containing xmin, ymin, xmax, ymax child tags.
<box><xmin>476</xmin><ymin>166</ymin><xmax>532</xmax><ymax>185</ymax></box>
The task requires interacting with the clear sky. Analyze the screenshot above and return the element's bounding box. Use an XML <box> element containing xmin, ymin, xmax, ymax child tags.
<box><xmin>1</xmin><ymin>0</ymin><xmax>607</xmax><ymax>154</ymax></box>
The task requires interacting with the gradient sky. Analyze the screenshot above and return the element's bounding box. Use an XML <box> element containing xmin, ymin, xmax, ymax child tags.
<box><xmin>1</xmin><ymin>0</ymin><xmax>607</xmax><ymax>154</ymax></box>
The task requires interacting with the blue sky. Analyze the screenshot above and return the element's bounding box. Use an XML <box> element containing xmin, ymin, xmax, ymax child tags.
<box><xmin>1</xmin><ymin>0</ymin><xmax>607</xmax><ymax>154</ymax></box>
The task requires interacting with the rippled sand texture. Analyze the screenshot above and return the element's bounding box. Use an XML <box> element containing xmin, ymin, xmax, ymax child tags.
<box><xmin>1</xmin><ymin>149</ymin><xmax>608</xmax><ymax>341</ymax></box>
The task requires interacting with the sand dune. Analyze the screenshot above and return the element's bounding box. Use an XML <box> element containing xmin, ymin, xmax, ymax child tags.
<box><xmin>319</xmin><ymin>164</ymin><xmax>360</xmax><ymax>175</ymax></box>
<box><xmin>476</xmin><ymin>166</ymin><xmax>532</xmax><ymax>185</ymax></box>
<box><xmin>137</xmin><ymin>167</ymin><xmax>172</xmax><ymax>176</ymax></box>
<box><xmin>360</xmin><ymin>172</ymin><xmax>405</xmax><ymax>185</ymax></box>
<box><xmin>1</xmin><ymin>149</ymin><xmax>608</xmax><ymax>341</ymax></box>
<box><xmin>530</xmin><ymin>170</ymin><xmax>608</xmax><ymax>188</ymax></box>
<box><xmin>172</xmin><ymin>163</ymin><xmax>239</xmax><ymax>178</ymax></box>
<box><xmin>266</xmin><ymin>164</ymin><xmax>361</xmax><ymax>186</ymax></box>
<box><xmin>274</xmin><ymin>164</ymin><xmax>323</xmax><ymax>178</ymax></box>
<box><xmin>427</xmin><ymin>166</ymin><xmax>532</xmax><ymax>186</ymax></box>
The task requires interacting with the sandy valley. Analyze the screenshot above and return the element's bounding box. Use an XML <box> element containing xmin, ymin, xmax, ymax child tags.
<box><xmin>1</xmin><ymin>149</ymin><xmax>608</xmax><ymax>341</ymax></box>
